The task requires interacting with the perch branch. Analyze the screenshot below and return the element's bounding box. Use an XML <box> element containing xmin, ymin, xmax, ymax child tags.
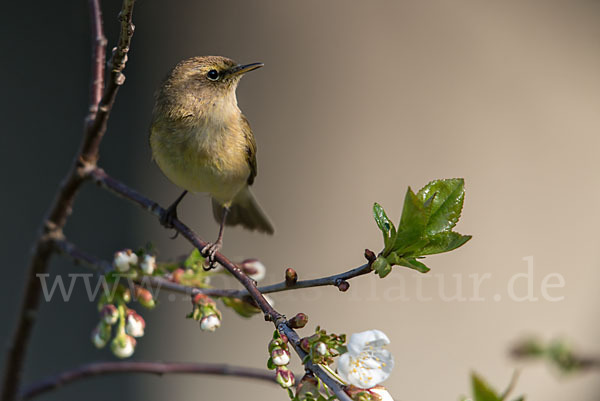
<box><xmin>87</xmin><ymin>167</ymin><xmax>354</xmax><ymax>401</ymax></box>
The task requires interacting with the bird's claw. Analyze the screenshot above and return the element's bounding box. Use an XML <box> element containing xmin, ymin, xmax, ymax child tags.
<box><xmin>202</xmin><ymin>241</ymin><xmax>222</xmax><ymax>270</ymax></box>
<box><xmin>160</xmin><ymin>206</ymin><xmax>179</xmax><ymax>239</ymax></box>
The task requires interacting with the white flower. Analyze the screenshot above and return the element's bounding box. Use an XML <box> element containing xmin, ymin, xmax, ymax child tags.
<box><xmin>200</xmin><ymin>314</ymin><xmax>221</xmax><ymax>331</ymax></box>
<box><xmin>140</xmin><ymin>254</ymin><xmax>156</xmax><ymax>275</ymax></box>
<box><xmin>337</xmin><ymin>329</ymin><xmax>394</xmax><ymax>389</ymax></box>
<box><xmin>91</xmin><ymin>325</ymin><xmax>109</xmax><ymax>348</ymax></box>
<box><xmin>111</xmin><ymin>335</ymin><xmax>136</xmax><ymax>358</ymax></box>
<box><xmin>114</xmin><ymin>250</ymin><xmax>138</xmax><ymax>272</ymax></box>
<box><xmin>275</xmin><ymin>366</ymin><xmax>295</xmax><ymax>388</ymax></box>
<box><xmin>125</xmin><ymin>313</ymin><xmax>145</xmax><ymax>337</ymax></box>
<box><xmin>101</xmin><ymin>304</ymin><xmax>119</xmax><ymax>325</ymax></box>
<box><xmin>315</xmin><ymin>342</ymin><xmax>328</xmax><ymax>356</ymax></box>
<box><xmin>241</xmin><ymin>259</ymin><xmax>266</xmax><ymax>281</ymax></box>
<box><xmin>271</xmin><ymin>348</ymin><xmax>291</xmax><ymax>366</ymax></box>
<box><xmin>370</xmin><ymin>386</ymin><xmax>395</xmax><ymax>401</ymax></box>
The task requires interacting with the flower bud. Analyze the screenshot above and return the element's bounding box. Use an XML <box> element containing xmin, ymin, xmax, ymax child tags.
<box><xmin>121</xmin><ymin>288</ymin><xmax>131</xmax><ymax>303</ymax></box>
<box><xmin>364</xmin><ymin>249</ymin><xmax>376</xmax><ymax>263</ymax></box>
<box><xmin>369</xmin><ymin>386</ymin><xmax>394</xmax><ymax>401</ymax></box>
<box><xmin>240</xmin><ymin>259</ymin><xmax>266</xmax><ymax>282</ymax></box>
<box><xmin>337</xmin><ymin>280</ymin><xmax>350</xmax><ymax>292</ymax></box>
<box><xmin>125</xmin><ymin>311</ymin><xmax>145</xmax><ymax>337</ymax></box>
<box><xmin>91</xmin><ymin>322</ymin><xmax>111</xmax><ymax>348</ymax></box>
<box><xmin>271</xmin><ymin>348</ymin><xmax>291</xmax><ymax>366</ymax></box>
<box><xmin>200</xmin><ymin>314</ymin><xmax>221</xmax><ymax>332</ymax></box>
<box><xmin>285</xmin><ymin>268</ymin><xmax>298</xmax><ymax>286</ymax></box>
<box><xmin>345</xmin><ymin>386</ymin><xmax>379</xmax><ymax>401</ymax></box>
<box><xmin>134</xmin><ymin>287</ymin><xmax>155</xmax><ymax>309</ymax></box>
<box><xmin>114</xmin><ymin>249</ymin><xmax>138</xmax><ymax>272</ymax></box>
<box><xmin>171</xmin><ymin>268</ymin><xmax>185</xmax><ymax>283</ymax></box>
<box><xmin>268</xmin><ymin>338</ymin><xmax>285</xmax><ymax>352</ymax></box>
<box><xmin>300</xmin><ymin>337</ymin><xmax>311</xmax><ymax>353</ymax></box>
<box><xmin>296</xmin><ymin>373</ymin><xmax>319</xmax><ymax>400</ymax></box>
<box><xmin>111</xmin><ymin>334</ymin><xmax>136</xmax><ymax>358</ymax></box>
<box><xmin>315</xmin><ymin>342</ymin><xmax>328</xmax><ymax>356</ymax></box>
<box><xmin>275</xmin><ymin>366</ymin><xmax>295</xmax><ymax>388</ymax></box>
<box><xmin>288</xmin><ymin>313</ymin><xmax>308</xmax><ymax>329</ymax></box>
<box><xmin>100</xmin><ymin>304</ymin><xmax>119</xmax><ymax>325</ymax></box>
<box><xmin>140</xmin><ymin>254</ymin><xmax>156</xmax><ymax>275</ymax></box>
<box><xmin>193</xmin><ymin>293</ymin><xmax>216</xmax><ymax>307</ymax></box>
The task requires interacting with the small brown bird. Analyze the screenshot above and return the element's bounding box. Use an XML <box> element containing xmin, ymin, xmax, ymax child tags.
<box><xmin>149</xmin><ymin>56</ymin><xmax>274</xmax><ymax>267</ymax></box>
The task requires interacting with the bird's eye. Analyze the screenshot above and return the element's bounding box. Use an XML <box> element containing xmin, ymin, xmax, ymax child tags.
<box><xmin>207</xmin><ymin>69</ymin><xmax>220</xmax><ymax>81</ymax></box>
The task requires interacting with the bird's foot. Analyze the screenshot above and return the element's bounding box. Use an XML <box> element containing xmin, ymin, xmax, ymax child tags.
<box><xmin>160</xmin><ymin>205</ymin><xmax>179</xmax><ymax>239</ymax></box>
<box><xmin>202</xmin><ymin>240</ymin><xmax>222</xmax><ymax>270</ymax></box>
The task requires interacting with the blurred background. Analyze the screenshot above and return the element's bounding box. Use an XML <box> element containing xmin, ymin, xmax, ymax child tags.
<box><xmin>2</xmin><ymin>0</ymin><xmax>600</xmax><ymax>400</ymax></box>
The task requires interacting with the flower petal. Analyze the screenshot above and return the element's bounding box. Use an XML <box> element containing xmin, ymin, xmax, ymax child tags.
<box><xmin>347</xmin><ymin>329</ymin><xmax>390</xmax><ymax>356</ymax></box>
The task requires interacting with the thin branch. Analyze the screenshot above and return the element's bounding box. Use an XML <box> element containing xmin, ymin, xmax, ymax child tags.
<box><xmin>88</xmin><ymin>167</ymin><xmax>283</xmax><ymax>321</ymax></box>
<box><xmin>87</xmin><ymin>167</ymin><xmax>354</xmax><ymax>401</ymax></box>
<box><xmin>0</xmin><ymin>2</ymin><xmax>136</xmax><ymax>401</ymax></box>
<box><xmin>21</xmin><ymin>361</ymin><xmax>280</xmax><ymax>400</ymax></box>
<box><xmin>54</xmin><ymin>237</ymin><xmax>373</xmax><ymax>301</ymax></box>
<box><xmin>80</xmin><ymin>0</ymin><xmax>135</xmax><ymax>163</ymax></box>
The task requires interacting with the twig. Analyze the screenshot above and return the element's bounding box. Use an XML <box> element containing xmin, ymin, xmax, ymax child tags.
<box><xmin>0</xmin><ymin>2</ymin><xmax>136</xmax><ymax>401</ymax></box>
<box><xmin>88</xmin><ymin>167</ymin><xmax>282</xmax><ymax>321</ymax></box>
<box><xmin>21</xmin><ymin>361</ymin><xmax>280</xmax><ymax>400</ymax></box>
<box><xmin>54</xmin><ymin>238</ymin><xmax>372</xmax><ymax>299</ymax></box>
<box><xmin>87</xmin><ymin>167</ymin><xmax>354</xmax><ymax>401</ymax></box>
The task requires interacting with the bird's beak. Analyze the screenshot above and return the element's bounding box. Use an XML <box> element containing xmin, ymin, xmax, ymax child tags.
<box><xmin>225</xmin><ymin>62</ymin><xmax>264</xmax><ymax>78</ymax></box>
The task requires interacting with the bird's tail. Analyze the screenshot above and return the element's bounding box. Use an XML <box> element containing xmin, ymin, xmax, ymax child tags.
<box><xmin>212</xmin><ymin>187</ymin><xmax>274</xmax><ymax>235</ymax></box>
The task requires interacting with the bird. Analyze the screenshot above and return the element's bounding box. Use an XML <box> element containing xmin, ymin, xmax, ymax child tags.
<box><xmin>149</xmin><ymin>56</ymin><xmax>274</xmax><ymax>268</ymax></box>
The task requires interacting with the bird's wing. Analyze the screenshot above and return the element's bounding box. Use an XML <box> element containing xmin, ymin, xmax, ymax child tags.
<box><xmin>241</xmin><ymin>114</ymin><xmax>258</xmax><ymax>186</ymax></box>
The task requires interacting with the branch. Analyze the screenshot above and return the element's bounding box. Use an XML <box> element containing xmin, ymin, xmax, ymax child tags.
<box><xmin>0</xmin><ymin>2</ymin><xmax>135</xmax><ymax>401</ymax></box>
<box><xmin>87</xmin><ymin>167</ymin><xmax>354</xmax><ymax>401</ymax></box>
<box><xmin>54</xmin><ymin>237</ymin><xmax>373</xmax><ymax>301</ymax></box>
<box><xmin>21</xmin><ymin>361</ymin><xmax>280</xmax><ymax>400</ymax></box>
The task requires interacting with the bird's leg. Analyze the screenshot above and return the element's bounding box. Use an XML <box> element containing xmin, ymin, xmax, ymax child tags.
<box><xmin>160</xmin><ymin>190</ymin><xmax>188</xmax><ymax>239</ymax></box>
<box><xmin>202</xmin><ymin>206</ymin><xmax>229</xmax><ymax>270</ymax></box>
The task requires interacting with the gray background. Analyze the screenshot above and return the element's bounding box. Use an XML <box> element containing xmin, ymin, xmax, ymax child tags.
<box><xmin>2</xmin><ymin>1</ymin><xmax>600</xmax><ymax>400</ymax></box>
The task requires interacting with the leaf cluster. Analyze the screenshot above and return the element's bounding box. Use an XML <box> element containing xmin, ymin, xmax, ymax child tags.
<box><xmin>372</xmin><ymin>178</ymin><xmax>471</xmax><ymax>277</ymax></box>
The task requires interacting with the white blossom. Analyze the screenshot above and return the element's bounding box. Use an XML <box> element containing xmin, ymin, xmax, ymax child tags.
<box><xmin>337</xmin><ymin>329</ymin><xmax>394</xmax><ymax>389</ymax></box>
<box><xmin>140</xmin><ymin>254</ymin><xmax>156</xmax><ymax>275</ymax></box>
<box><xmin>111</xmin><ymin>335</ymin><xmax>136</xmax><ymax>358</ymax></box>
<box><xmin>315</xmin><ymin>342</ymin><xmax>328</xmax><ymax>356</ymax></box>
<box><xmin>271</xmin><ymin>348</ymin><xmax>290</xmax><ymax>366</ymax></box>
<box><xmin>200</xmin><ymin>314</ymin><xmax>221</xmax><ymax>332</ymax></box>
<box><xmin>370</xmin><ymin>386</ymin><xmax>395</xmax><ymax>401</ymax></box>
<box><xmin>91</xmin><ymin>327</ymin><xmax>108</xmax><ymax>348</ymax></box>
<box><xmin>241</xmin><ymin>259</ymin><xmax>266</xmax><ymax>282</ymax></box>
<box><xmin>125</xmin><ymin>313</ymin><xmax>145</xmax><ymax>337</ymax></box>
<box><xmin>114</xmin><ymin>250</ymin><xmax>138</xmax><ymax>272</ymax></box>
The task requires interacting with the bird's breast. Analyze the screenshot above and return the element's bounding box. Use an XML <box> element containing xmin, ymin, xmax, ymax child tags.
<box><xmin>150</xmin><ymin>109</ymin><xmax>251</xmax><ymax>203</ymax></box>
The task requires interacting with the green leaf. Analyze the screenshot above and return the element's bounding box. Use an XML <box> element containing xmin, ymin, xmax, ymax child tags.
<box><xmin>394</xmin><ymin>187</ymin><xmax>428</xmax><ymax>254</ymax></box>
<box><xmin>221</xmin><ymin>297</ymin><xmax>260</xmax><ymax>318</ymax></box>
<box><xmin>373</xmin><ymin>203</ymin><xmax>397</xmax><ymax>252</ymax></box>
<box><xmin>184</xmin><ymin>248</ymin><xmax>205</xmax><ymax>271</ymax></box>
<box><xmin>390</xmin><ymin>255</ymin><xmax>430</xmax><ymax>273</ymax></box>
<box><xmin>472</xmin><ymin>373</ymin><xmax>501</xmax><ymax>401</ymax></box>
<box><xmin>417</xmin><ymin>178</ymin><xmax>465</xmax><ymax>236</ymax></box>
<box><xmin>267</xmin><ymin>357</ymin><xmax>276</xmax><ymax>370</ymax></box>
<box><xmin>418</xmin><ymin>231</ymin><xmax>472</xmax><ymax>256</ymax></box>
<box><xmin>372</xmin><ymin>255</ymin><xmax>392</xmax><ymax>278</ymax></box>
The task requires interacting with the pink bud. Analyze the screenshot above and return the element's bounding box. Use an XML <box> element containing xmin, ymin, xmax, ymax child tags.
<box><xmin>288</xmin><ymin>313</ymin><xmax>308</xmax><ymax>329</ymax></box>
<box><xmin>100</xmin><ymin>304</ymin><xmax>119</xmax><ymax>325</ymax></box>
<box><xmin>275</xmin><ymin>366</ymin><xmax>295</xmax><ymax>388</ymax></box>
<box><xmin>285</xmin><ymin>268</ymin><xmax>298</xmax><ymax>286</ymax></box>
